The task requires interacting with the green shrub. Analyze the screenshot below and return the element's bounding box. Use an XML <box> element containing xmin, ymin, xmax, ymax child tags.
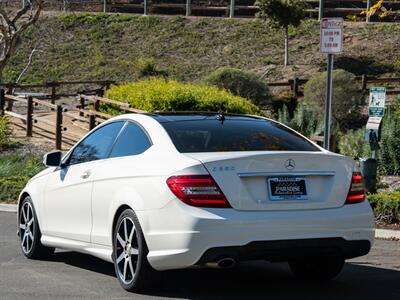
<box><xmin>105</xmin><ymin>78</ymin><xmax>261</xmax><ymax>115</ymax></box>
<box><xmin>338</xmin><ymin>128</ymin><xmax>371</xmax><ymax>158</ymax></box>
<box><xmin>368</xmin><ymin>192</ymin><xmax>400</xmax><ymax>223</ymax></box>
<box><xmin>303</xmin><ymin>69</ymin><xmax>362</xmax><ymax>130</ymax></box>
<box><xmin>0</xmin><ymin>116</ymin><xmax>12</xmax><ymax>149</ymax></box>
<box><xmin>0</xmin><ymin>154</ymin><xmax>43</xmax><ymax>178</ymax></box>
<box><xmin>136</xmin><ymin>57</ymin><xmax>168</xmax><ymax>78</ymax></box>
<box><xmin>204</xmin><ymin>67</ymin><xmax>272</xmax><ymax>107</ymax></box>
<box><xmin>379</xmin><ymin>97</ymin><xmax>400</xmax><ymax>175</ymax></box>
<box><xmin>277</xmin><ymin>103</ymin><xmax>322</xmax><ymax>138</ymax></box>
<box><xmin>0</xmin><ymin>153</ymin><xmax>44</xmax><ymax>203</ymax></box>
<box><xmin>0</xmin><ymin>176</ymin><xmax>29</xmax><ymax>203</ymax></box>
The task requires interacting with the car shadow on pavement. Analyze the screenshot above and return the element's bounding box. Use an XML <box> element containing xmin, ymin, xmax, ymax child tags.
<box><xmin>49</xmin><ymin>251</ymin><xmax>116</xmax><ymax>277</ymax></box>
<box><xmin>50</xmin><ymin>251</ymin><xmax>400</xmax><ymax>300</ymax></box>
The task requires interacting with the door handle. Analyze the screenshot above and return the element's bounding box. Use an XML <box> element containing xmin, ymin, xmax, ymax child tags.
<box><xmin>81</xmin><ymin>170</ymin><xmax>91</xmax><ymax>179</ymax></box>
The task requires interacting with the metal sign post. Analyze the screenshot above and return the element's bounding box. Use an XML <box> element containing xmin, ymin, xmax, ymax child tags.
<box><xmin>324</xmin><ymin>54</ymin><xmax>333</xmax><ymax>150</ymax></box>
<box><xmin>320</xmin><ymin>18</ymin><xmax>344</xmax><ymax>150</ymax></box>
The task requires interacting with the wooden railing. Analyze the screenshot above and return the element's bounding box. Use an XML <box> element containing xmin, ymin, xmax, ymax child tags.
<box><xmin>0</xmin><ymin>80</ymin><xmax>114</xmax><ymax>103</ymax></box>
<box><xmin>0</xmin><ymin>91</ymin><xmax>145</xmax><ymax>150</ymax></box>
<box><xmin>0</xmin><ymin>92</ymin><xmax>67</xmax><ymax>149</ymax></box>
<box><xmin>77</xmin><ymin>95</ymin><xmax>145</xmax><ymax>129</ymax></box>
<box><xmin>1</xmin><ymin>74</ymin><xmax>399</xmax><ymax>150</ymax></box>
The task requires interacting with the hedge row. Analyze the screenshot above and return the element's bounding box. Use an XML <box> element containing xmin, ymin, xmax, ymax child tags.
<box><xmin>0</xmin><ymin>176</ymin><xmax>29</xmax><ymax>203</ymax></box>
<box><xmin>368</xmin><ymin>192</ymin><xmax>400</xmax><ymax>223</ymax></box>
<box><xmin>0</xmin><ymin>154</ymin><xmax>44</xmax><ymax>203</ymax></box>
<box><xmin>104</xmin><ymin>78</ymin><xmax>262</xmax><ymax>115</ymax></box>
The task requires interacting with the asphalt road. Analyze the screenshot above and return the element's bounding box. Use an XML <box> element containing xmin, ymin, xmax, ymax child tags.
<box><xmin>1</xmin><ymin>211</ymin><xmax>399</xmax><ymax>300</ymax></box>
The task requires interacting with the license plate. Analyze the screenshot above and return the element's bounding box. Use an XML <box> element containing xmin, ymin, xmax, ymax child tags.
<box><xmin>268</xmin><ymin>177</ymin><xmax>308</xmax><ymax>201</ymax></box>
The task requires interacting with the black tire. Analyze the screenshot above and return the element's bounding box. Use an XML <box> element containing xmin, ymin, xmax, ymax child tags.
<box><xmin>289</xmin><ymin>258</ymin><xmax>345</xmax><ymax>281</ymax></box>
<box><xmin>112</xmin><ymin>209</ymin><xmax>157</xmax><ymax>292</ymax></box>
<box><xmin>19</xmin><ymin>196</ymin><xmax>55</xmax><ymax>259</ymax></box>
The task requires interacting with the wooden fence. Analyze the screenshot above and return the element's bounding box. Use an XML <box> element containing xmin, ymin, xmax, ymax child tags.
<box><xmin>0</xmin><ymin>80</ymin><xmax>114</xmax><ymax>103</ymax></box>
<box><xmin>266</xmin><ymin>74</ymin><xmax>400</xmax><ymax>105</ymax></box>
<box><xmin>1</xmin><ymin>75</ymin><xmax>399</xmax><ymax>150</ymax></box>
<box><xmin>0</xmin><ymin>90</ymin><xmax>144</xmax><ymax>150</ymax></box>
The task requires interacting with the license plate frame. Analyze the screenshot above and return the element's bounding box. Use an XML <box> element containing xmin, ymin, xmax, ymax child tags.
<box><xmin>268</xmin><ymin>177</ymin><xmax>308</xmax><ymax>201</ymax></box>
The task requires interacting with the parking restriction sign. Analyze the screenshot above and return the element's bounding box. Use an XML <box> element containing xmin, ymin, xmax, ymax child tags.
<box><xmin>320</xmin><ymin>18</ymin><xmax>344</xmax><ymax>54</ymax></box>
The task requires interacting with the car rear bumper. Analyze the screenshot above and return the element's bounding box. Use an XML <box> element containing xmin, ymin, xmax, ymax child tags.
<box><xmin>196</xmin><ymin>238</ymin><xmax>371</xmax><ymax>265</ymax></box>
<box><xmin>136</xmin><ymin>200</ymin><xmax>375</xmax><ymax>271</ymax></box>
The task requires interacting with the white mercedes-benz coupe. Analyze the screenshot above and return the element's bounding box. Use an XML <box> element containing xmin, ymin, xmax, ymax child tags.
<box><xmin>18</xmin><ymin>112</ymin><xmax>374</xmax><ymax>292</ymax></box>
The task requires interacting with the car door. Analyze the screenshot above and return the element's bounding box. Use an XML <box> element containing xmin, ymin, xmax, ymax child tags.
<box><xmin>42</xmin><ymin>121</ymin><xmax>125</xmax><ymax>242</ymax></box>
<box><xmin>91</xmin><ymin>121</ymin><xmax>152</xmax><ymax>246</ymax></box>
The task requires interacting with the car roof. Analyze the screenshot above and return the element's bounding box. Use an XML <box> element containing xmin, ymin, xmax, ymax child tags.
<box><xmin>147</xmin><ymin>111</ymin><xmax>264</xmax><ymax>123</ymax></box>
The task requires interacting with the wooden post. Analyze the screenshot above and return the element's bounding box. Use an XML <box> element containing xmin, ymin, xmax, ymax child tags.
<box><xmin>292</xmin><ymin>77</ymin><xmax>299</xmax><ymax>98</ymax></box>
<box><xmin>361</xmin><ymin>74</ymin><xmax>368</xmax><ymax>106</ymax></box>
<box><xmin>361</xmin><ymin>74</ymin><xmax>367</xmax><ymax>91</ymax></box>
<box><xmin>229</xmin><ymin>0</ymin><xmax>235</xmax><ymax>18</ymax></box>
<box><xmin>186</xmin><ymin>0</ymin><xmax>191</xmax><ymax>16</ymax></box>
<box><xmin>94</xmin><ymin>99</ymin><xmax>100</xmax><ymax>112</ymax></box>
<box><xmin>26</xmin><ymin>96</ymin><xmax>33</xmax><ymax>137</ymax></box>
<box><xmin>79</xmin><ymin>96</ymin><xmax>85</xmax><ymax>117</ymax></box>
<box><xmin>0</xmin><ymin>89</ymin><xmax>5</xmax><ymax>115</ymax></box>
<box><xmin>89</xmin><ymin>114</ymin><xmax>96</xmax><ymax>130</ymax></box>
<box><xmin>5</xmin><ymin>89</ymin><xmax>13</xmax><ymax>112</ymax></box>
<box><xmin>51</xmin><ymin>83</ymin><xmax>57</xmax><ymax>105</ymax></box>
<box><xmin>330</xmin><ymin>134</ymin><xmax>336</xmax><ymax>152</ymax></box>
<box><xmin>55</xmin><ymin>105</ymin><xmax>63</xmax><ymax>150</ymax></box>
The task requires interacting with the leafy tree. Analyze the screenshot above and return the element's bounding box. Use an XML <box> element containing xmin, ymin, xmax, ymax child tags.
<box><xmin>256</xmin><ymin>0</ymin><xmax>307</xmax><ymax>66</ymax></box>
<box><xmin>379</xmin><ymin>97</ymin><xmax>400</xmax><ymax>175</ymax></box>
<box><xmin>0</xmin><ymin>1</ymin><xmax>44</xmax><ymax>79</ymax></box>
<box><xmin>303</xmin><ymin>69</ymin><xmax>362</xmax><ymax>130</ymax></box>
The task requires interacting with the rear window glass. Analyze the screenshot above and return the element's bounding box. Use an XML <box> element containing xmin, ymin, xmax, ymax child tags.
<box><xmin>160</xmin><ymin>117</ymin><xmax>319</xmax><ymax>153</ymax></box>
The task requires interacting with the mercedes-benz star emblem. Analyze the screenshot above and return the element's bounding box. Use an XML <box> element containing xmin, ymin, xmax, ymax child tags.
<box><xmin>285</xmin><ymin>159</ymin><xmax>296</xmax><ymax>170</ymax></box>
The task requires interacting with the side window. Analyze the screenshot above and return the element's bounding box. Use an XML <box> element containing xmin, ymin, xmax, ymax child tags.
<box><xmin>109</xmin><ymin>122</ymin><xmax>151</xmax><ymax>158</ymax></box>
<box><xmin>68</xmin><ymin>122</ymin><xmax>124</xmax><ymax>166</ymax></box>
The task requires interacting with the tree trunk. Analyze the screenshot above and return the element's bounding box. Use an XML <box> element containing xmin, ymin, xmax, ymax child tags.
<box><xmin>284</xmin><ymin>26</ymin><xmax>289</xmax><ymax>66</ymax></box>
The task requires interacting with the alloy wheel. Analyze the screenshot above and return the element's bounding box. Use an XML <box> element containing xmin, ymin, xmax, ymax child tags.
<box><xmin>115</xmin><ymin>217</ymin><xmax>139</xmax><ymax>285</ymax></box>
<box><xmin>19</xmin><ymin>202</ymin><xmax>35</xmax><ymax>254</ymax></box>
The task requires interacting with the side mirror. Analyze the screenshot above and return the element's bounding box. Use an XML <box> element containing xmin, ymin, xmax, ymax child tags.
<box><xmin>43</xmin><ymin>151</ymin><xmax>62</xmax><ymax>167</ymax></box>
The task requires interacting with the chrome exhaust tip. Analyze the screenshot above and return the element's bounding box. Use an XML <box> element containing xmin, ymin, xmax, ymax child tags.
<box><xmin>206</xmin><ymin>257</ymin><xmax>236</xmax><ymax>268</ymax></box>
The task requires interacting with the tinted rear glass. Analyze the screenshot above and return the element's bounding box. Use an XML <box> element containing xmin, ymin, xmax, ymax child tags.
<box><xmin>159</xmin><ymin>116</ymin><xmax>319</xmax><ymax>152</ymax></box>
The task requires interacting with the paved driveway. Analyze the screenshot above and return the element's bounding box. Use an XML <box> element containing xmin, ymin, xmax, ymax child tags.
<box><xmin>0</xmin><ymin>211</ymin><xmax>399</xmax><ymax>299</ymax></box>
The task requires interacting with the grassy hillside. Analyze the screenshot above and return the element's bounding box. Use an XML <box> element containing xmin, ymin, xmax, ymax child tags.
<box><xmin>5</xmin><ymin>13</ymin><xmax>400</xmax><ymax>84</ymax></box>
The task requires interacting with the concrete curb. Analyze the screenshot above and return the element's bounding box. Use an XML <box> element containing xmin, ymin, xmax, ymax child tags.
<box><xmin>0</xmin><ymin>204</ymin><xmax>398</xmax><ymax>240</ymax></box>
<box><xmin>375</xmin><ymin>229</ymin><xmax>400</xmax><ymax>240</ymax></box>
<box><xmin>0</xmin><ymin>204</ymin><xmax>17</xmax><ymax>213</ymax></box>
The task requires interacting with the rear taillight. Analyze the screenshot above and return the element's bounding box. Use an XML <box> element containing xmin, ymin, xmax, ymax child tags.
<box><xmin>345</xmin><ymin>172</ymin><xmax>365</xmax><ymax>204</ymax></box>
<box><xmin>166</xmin><ymin>175</ymin><xmax>231</xmax><ymax>208</ymax></box>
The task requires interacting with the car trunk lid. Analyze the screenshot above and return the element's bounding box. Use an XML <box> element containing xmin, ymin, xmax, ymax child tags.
<box><xmin>185</xmin><ymin>151</ymin><xmax>354</xmax><ymax>211</ymax></box>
